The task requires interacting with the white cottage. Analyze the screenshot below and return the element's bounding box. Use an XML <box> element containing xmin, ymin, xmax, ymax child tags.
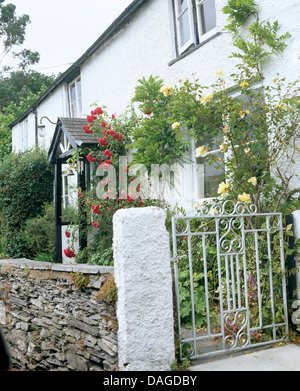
<box><xmin>9</xmin><ymin>0</ymin><xmax>300</xmax><ymax>267</ymax></box>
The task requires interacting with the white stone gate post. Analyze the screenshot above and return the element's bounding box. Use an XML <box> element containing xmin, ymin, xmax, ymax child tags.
<box><xmin>292</xmin><ymin>210</ymin><xmax>300</xmax><ymax>299</ymax></box>
<box><xmin>113</xmin><ymin>207</ymin><xmax>175</xmax><ymax>371</ymax></box>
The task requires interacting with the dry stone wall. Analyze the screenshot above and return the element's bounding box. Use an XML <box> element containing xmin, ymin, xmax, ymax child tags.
<box><xmin>0</xmin><ymin>259</ymin><xmax>117</xmax><ymax>371</ymax></box>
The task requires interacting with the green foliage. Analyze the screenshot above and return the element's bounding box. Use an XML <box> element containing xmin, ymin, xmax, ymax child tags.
<box><xmin>0</xmin><ymin>148</ymin><xmax>54</xmax><ymax>258</ymax></box>
<box><xmin>87</xmin><ymin>247</ymin><xmax>114</xmax><ymax>267</ymax></box>
<box><xmin>75</xmin><ymin>189</ymin><xmax>166</xmax><ymax>266</ymax></box>
<box><xmin>0</xmin><ymin>70</ymin><xmax>55</xmax><ymax>109</ymax></box>
<box><xmin>223</xmin><ymin>0</ymin><xmax>291</xmax><ymax>77</ymax></box>
<box><xmin>0</xmin><ymin>1</ymin><xmax>30</xmax><ymax>51</ymax></box>
<box><xmin>97</xmin><ymin>275</ymin><xmax>118</xmax><ymax>304</ymax></box>
<box><xmin>67</xmin><ymin>104</ymin><xmax>173</xmax><ymax>266</ymax></box>
<box><xmin>22</xmin><ymin>203</ymin><xmax>55</xmax><ymax>259</ymax></box>
<box><xmin>223</xmin><ymin>0</ymin><xmax>259</xmax><ymax>33</ymax></box>
<box><xmin>170</xmin><ymin>75</ymin><xmax>300</xmax><ymax>213</ymax></box>
<box><xmin>168</xmin><ymin>0</ymin><xmax>299</xmax><ymax>335</ymax></box>
<box><xmin>70</xmin><ymin>272</ymin><xmax>90</xmax><ymax>292</ymax></box>
<box><xmin>128</xmin><ymin>75</ymin><xmax>189</xmax><ymax>167</ymax></box>
<box><xmin>33</xmin><ymin>253</ymin><xmax>55</xmax><ymax>263</ymax></box>
<box><xmin>0</xmin><ymin>1</ymin><xmax>40</xmax><ymax>71</ymax></box>
<box><xmin>0</xmin><ymin>85</ymin><xmax>49</xmax><ymax>160</ymax></box>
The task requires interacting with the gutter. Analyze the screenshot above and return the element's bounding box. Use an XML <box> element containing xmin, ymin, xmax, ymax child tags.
<box><xmin>9</xmin><ymin>0</ymin><xmax>149</xmax><ymax>129</ymax></box>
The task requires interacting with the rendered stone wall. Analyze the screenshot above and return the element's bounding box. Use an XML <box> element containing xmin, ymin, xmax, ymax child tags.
<box><xmin>0</xmin><ymin>259</ymin><xmax>117</xmax><ymax>371</ymax></box>
<box><xmin>113</xmin><ymin>207</ymin><xmax>175</xmax><ymax>371</ymax></box>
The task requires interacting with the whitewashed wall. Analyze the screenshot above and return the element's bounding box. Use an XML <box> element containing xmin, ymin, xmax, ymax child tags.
<box><xmin>36</xmin><ymin>84</ymin><xmax>69</xmax><ymax>150</ymax></box>
<box><xmin>80</xmin><ymin>0</ymin><xmax>235</xmax><ymax>116</ymax></box>
<box><xmin>12</xmin><ymin>83</ymin><xmax>69</xmax><ymax>152</ymax></box>
<box><xmin>12</xmin><ymin>0</ymin><xmax>300</xmax><ymax>151</ymax></box>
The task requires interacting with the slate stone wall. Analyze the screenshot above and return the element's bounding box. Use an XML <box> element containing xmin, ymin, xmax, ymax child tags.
<box><xmin>0</xmin><ymin>259</ymin><xmax>117</xmax><ymax>371</ymax></box>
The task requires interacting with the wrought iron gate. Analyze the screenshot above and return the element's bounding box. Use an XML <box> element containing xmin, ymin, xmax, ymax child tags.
<box><xmin>172</xmin><ymin>201</ymin><xmax>289</xmax><ymax>360</ymax></box>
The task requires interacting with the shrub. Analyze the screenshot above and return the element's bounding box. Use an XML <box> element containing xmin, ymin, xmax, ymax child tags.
<box><xmin>97</xmin><ymin>275</ymin><xmax>118</xmax><ymax>304</ymax></box>
<box><xmin>0</xmin><ymin>148</ymin><xmax>54</xmax><ymax>258</ymax></box>
<box><xmin>22</xmin><ymin>203</ymin><xmax>55</xmax><ymax>259</ymax></box>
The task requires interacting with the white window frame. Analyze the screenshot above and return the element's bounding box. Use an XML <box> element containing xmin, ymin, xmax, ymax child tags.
<box><xmin>69</xmin><ymin>76</ymin><xmax>82</xmax><ymax>118</ymax></box>
<box><xmin>173</xmin><ymin>0</ymin><xmax>217</xmax><ymax>55</ymax></box>
<box><xmin>195</xmin><ymin>0</ymin><xmax>217</xmax><ymax>41</ymax></box>
<box><xmin>62</xmin><ymin>170</ymin><xmax>69</xmax><ymax>210</ymax></box>
<box><xmin>174</xmin><ymin>0</ymin><xmax>195</xmax><ymax>54</ymax></box>
<box><xmin>20</xmin><ymin>119</ymin><xmax>29</xmax><ymax>152</ymax></box>
<box><xmin>193</xmin><ymin>139</ymin><xmax>226</xmax><ymax>201</ymax></box>
<box><xmin>193</xmin><ymin>84</ymin><xmax>264</xmax><ymax>202</ymax></box>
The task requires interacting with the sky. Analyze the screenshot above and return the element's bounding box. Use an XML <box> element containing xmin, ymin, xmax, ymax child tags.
<box><xmin>3</xmin><ymin>0</ymin><xmax>133</xmax><ymax>75</ymax></box>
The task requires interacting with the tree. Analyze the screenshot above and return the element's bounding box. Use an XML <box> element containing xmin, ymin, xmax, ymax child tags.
<box><xmin>0</xmin><ymin>0</ymin><xmax>39</xmax><ymax>71</ymax></box>
<box><xmin>0</xmin><ymin>85</ymin><xmax>49</xmax><ymax>160</ymax></box>
<box><xmin>0</xmin><ymin>70</ymin><xmax>55</xmax><ymax>110</ymax></box>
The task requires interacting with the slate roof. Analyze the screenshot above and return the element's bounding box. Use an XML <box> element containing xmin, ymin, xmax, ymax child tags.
<box><xmin>48</xmin><ymin>117</ymin><xmax>99</xmax><ymax>164</ymax></box>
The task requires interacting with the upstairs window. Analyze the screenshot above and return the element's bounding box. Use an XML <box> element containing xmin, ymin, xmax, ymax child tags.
<box><xmin>69</xmin><ymin>77</ymin><xmax>82</xmax><ymax>118</ymax></box>
<box><xmin>173</xmin><ymin>0</ymin><xmax>217</xmax><ymax>55</ymax></box>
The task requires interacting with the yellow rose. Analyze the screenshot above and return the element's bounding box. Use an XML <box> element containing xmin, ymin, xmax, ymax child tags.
<box><xmin>222</xmin><ymin>125</ymin><xmax>230</xmax><ymax>134</ymax></box>
<box><xmin>217</xmin><ymin>182</ymin><xmax>231</xmax><ymax>196</ymax></box>
<box><xmin>238</xmin><ymin>193</ymin><xmax>251</xmax><ymax>203</ymax></box>
<box><xmin>220</xmin><ymin>143</ymin><xmax>227</xmax><ymax>152</ymax></box>
<box><xmin>244</xmin><ymin>147</ymin><xmax>250</xmax><ymax>154</ymax></box>
<box><xmin>239</xmin><ymin>109</ymin><xmax>250</xmax><ymax>118</ymax></box>
<box><xmin>240</xmin><ymin>81</ymin><xmax>249</xmax><ymax>88</ymax></box>
<box><xmin>195</xmin><ymin>146</ymin><xmax>209</xmax><ymax>157</ymax></box>
<box><xmin>248</xmin><ymin>177</ymin><xmax>257</xmax><ymax>186</ymax></box>
<box><xmin>275</xmin><ymin>102</ymin><xmax>287</xmax><ymax>110</ymax></box>
<box><xmin>200</xmin><ymin>93</ymin><xmax>213</xmax><ymax>105</ymax></box>
<box><xmin>160</xmin><ymin>84</ymin><xmax>173</xmax><ymax>97</ymax></box>
<box><xmin>172</xmin><ymin>122</ymin><xmax>181</xmax><ymax>130</ymax></box>
<box><xmin>214</xmin><ymin>68</ymin><xmax>224</xmax><ymax>77</ymax></box>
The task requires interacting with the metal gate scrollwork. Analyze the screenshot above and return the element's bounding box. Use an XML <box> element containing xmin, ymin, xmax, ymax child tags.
<box><xmin>172</xmin><ymin>200</ymin><xmax>289</xmax><ymax>360</ymax></box>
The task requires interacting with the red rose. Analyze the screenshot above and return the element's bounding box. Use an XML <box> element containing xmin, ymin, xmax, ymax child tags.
<box><xmin>144</xmin><ymin>108</ymin><xmax>152</xmax><ymax>115</ymax></box>
<box><xmin>92</xmin><ymin>222</ymin><xmax>100</xmax><ymax>228</ymax></box>
<box><xmin>83</xmin><ymin>125</ymin><xmax>93</xmax><ymax>134</ymax></box>
<box><xmin>98</xmin><ymin>137</ymin><xmax>109</xmax><ymax>147</ymax></box>
<box><xmin>91</xmin><ymin>204</ymin><xmax>100</xmax><ymax>215</ymax></box>
<box><xmin>65</xmin><ymin>231</ymin><xmax>71</xmax><ymax>238</ymax></box>
<box><xmin>64</xmin><ymin>248</ymin><xmax>76</xmax><ymax>258</ymax></box>
<box><xmin>86</xmin><ymin>153</ymin><xmax>97</xmax><ymax>162</ymax></box>
<box><xmin>127</xmin><ymin>194</ymin><xmax>134</xmax><ymax>203</ymax></box>
<box><xmin>92</xmin><ymin>107</ymin><xmax>103</xmax><ymax>115</ymax></box>
<box><xmin>101</xmin><ymin>120</ymin><xmax>107</xmax><ymax>128</ymax></box>
<box><xmin>87</xmin><ymin>115</ymin><xmax>96</xmax><ymax>123</ymax></box>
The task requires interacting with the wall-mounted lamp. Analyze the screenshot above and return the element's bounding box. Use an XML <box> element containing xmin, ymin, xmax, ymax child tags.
<box><xmin>38</xmin><ymin>116</ymin><xmax>57</xmax><ymax>129</ymax></box>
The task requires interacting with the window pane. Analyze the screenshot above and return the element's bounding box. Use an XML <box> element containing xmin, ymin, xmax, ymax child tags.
<box><xmin>71</xmin><ymin>84</ymin><xmax>76</xmax><ymax>104</ymax></box>
<box><xmin>197</xmin><ymin>155</ymin><xmax>225</xmax><ymax>198</ymax></box>
<box><xmin>198</xmin><ymin>0</ymin><xmax>216</xmax><ymax>35</ymax></box>
<box><xmin>180</xmin><ymin>0</ymin><xmax>188</xmax><ymax>12</ymax></box>
<box><xmin>179</xmin><ymin>9</ymin><xmax>191</xmax><ymax>46</ymax></box>
<box><xmin>76</xmin><ymin>79</ymin><xmax>82</xmax><ymax>116</ymax></box>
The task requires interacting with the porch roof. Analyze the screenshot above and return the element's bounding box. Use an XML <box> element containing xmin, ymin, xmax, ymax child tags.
<box><xmin>48</xmin><ymin>117</ymin><xmax>99</xmax><ymax>164</ymax></box>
